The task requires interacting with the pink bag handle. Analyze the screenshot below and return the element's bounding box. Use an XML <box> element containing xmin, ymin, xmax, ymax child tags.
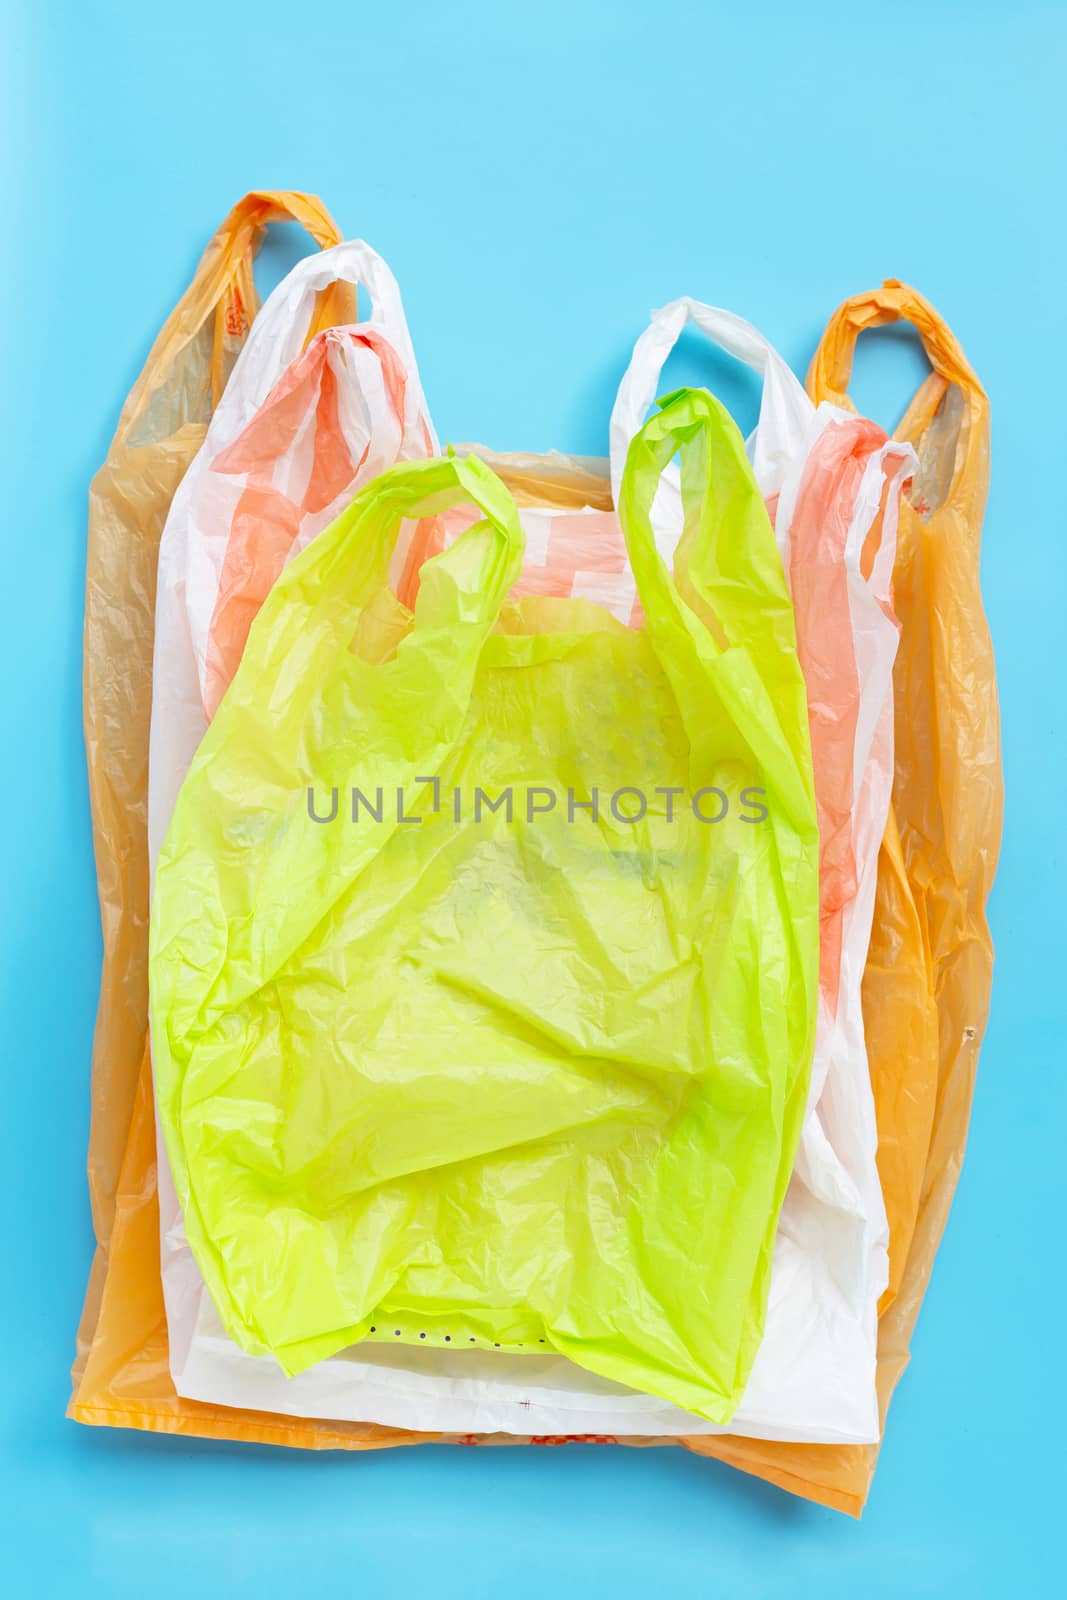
<box><xmin>203</xmin><ymin>238</ymin><xmax>435</xmax><ymax>454</ymax></box>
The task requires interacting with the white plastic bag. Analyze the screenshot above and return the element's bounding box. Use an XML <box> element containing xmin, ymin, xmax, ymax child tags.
<box><xmin>157</xmin><ymin>295</ymin><xmax>910</xmax><ymax>1443</ymax></box>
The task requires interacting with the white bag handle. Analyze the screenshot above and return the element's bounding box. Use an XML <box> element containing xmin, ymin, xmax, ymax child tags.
<box><xmin>609</xmin><ymin>297</ymin><xmax>813</xmax><ymax>506</ymax></box>
<box><xmin>205</xmin><ymin>237</ymin><xmax>433</xmax><ymax>448</ymax></box>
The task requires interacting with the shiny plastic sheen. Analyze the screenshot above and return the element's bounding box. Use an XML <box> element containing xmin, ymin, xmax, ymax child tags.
<box><xmin>70</xmin><ymin>250</ymin><xmax>1001</xmax><ymax>1515</ymax></box>
<box><xmin>680</xmin><ymin>281</ymin><xmax>1001</xmax><ymax>1505</ymax></box>
<box><xmin>148</xmin><ymin>395</ymin><xmax>820</xmax><ymax>1421</ymax></box>
<box><xmin>73</xmin><ymin>192</ymin><xmax>346</xmax><ymax>1387</ymax></box>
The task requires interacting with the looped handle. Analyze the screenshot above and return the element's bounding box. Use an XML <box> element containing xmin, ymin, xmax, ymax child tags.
<box><xmin>327</xmin><ymin>451</ymin><xmax>525</xmax><ymax>639</ymax></box>
<box><xmin>206</xmin><ymin>239</ymin><xmax>434</xmax><ymax>453</ymax></box>
<box><xmin>226</xmin><ymin>453</ymin><xmax>526</xmax><ymax>802</ymax></box>
<box><xmin>806</xmin><ymin>279</ymin><xmax>985</xmax><ymax>412</ymax></box>
<box><xmin>618</xmin><ymin>386</ymin><xmax>796</xmax><ymax>661</ymax></box>
<box><xmin>114</xmin><ymin>190</ymin><xmax>345</xmax><ymax>445</ymax></box>
<box><xmin>215</xmin><ymin>192</ymin><xmax>350</xmax><ymax>405</ymax></box>
<box><xmin>619</xmin><ymin>387</ymin><xmax>816</xmax><ymax>847</ymax></box>
<box><xmin>833</xmin><ymin>427</ymin><xmax>918</xmax><ymax>591</ymax></box>
<box><xmin>610</xmin><ymin>297</ymin><xmax>813</xmax><ymax>507</ymax></box>
<box><xmin>233</xmin><ymin>189</ymin><xmax>344</xmax><ymax>254</ymax></box>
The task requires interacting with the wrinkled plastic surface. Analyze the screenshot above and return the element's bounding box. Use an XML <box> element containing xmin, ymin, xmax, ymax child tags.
<box><xmin>146</xmin><ymin>237</ymin><xmax>437</xmax><ymax>1375</ymax></box>
<box><xmin>680</xmin><ymin>280</ymin><xmax>1001</xmax><ymax>1508</ymax></box>
<box><xmin>71</xmin><ymin>273</ymin><xmax>1001</xmax><ymax>1515</ymax></box>
<box><xmin>149</xmin><ymin>394</ymin><xmax>820</xmax><ymax>1421</ymax></box>
<box><xmin>72</xmin><ymin>191</ymin><xmax>346</xmax><ymax>1390</ymax></box>
<box><xmin>812</xmin><ymin>282</ymin><xmax>999</xmax><ymax>1310</ymax></box>
<box><xmin>181</xmin><ymin>299</ymin><xmax>900</xmax><ymax>1444</ymax></box>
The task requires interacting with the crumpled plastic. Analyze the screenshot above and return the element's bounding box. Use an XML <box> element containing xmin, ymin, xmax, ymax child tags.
<box><xmin>146</xmin><ymin>236</ymin><xmax>438</xmax><ymax>1381</ymax></box>
<box><xmin>149</xmin><ymin>394</ymin><xmax>821</xmax><ymax>1422</ymax></box>
<box><xmin>170</xmin><ymin>297</ymin><xmax>904</xmax><ymax>1446</ymax></box>
<box><xmin>813</xmin><ymin>281</ymin><xmax>1000</xmax><ymax>1312</ymax></box>
<box><xmin>679</xmin><ymin>280</ymin><xmax>1001</xmax><ymax>1506</ymax></box>
<box><xmin>70</xmin><ymin>238</ymin><xmax>1001</xmax><ymax>1515</ymax></box>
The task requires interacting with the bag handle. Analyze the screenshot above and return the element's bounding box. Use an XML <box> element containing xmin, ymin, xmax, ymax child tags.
<box><xmin>618</xmin><ymin>387</ymin><xmax>816</xmax><ymax>844</ymax></box>
<box><xmin>203</xmin><ymin>238</ymin><xmax>435</xmax><ymax>456</ymax></box>
<box><xmin>235</xmin><ymin>451</ymin><xmax>524</xmax><ymax>723</ymax></box>
<box><xmin>610</xmin><ymin>297</ymin><xmax>813</xmax><ymax>507</ymax></box>
<box><xmin>113</xmin><ymin>190</ymin><xmax>345</xmax><ymax>445</ymax></box>
<box><xmin>178</xmin><ymin>454</ymin><xmax>525</xmax><ymax>1001</ymax></box>
<box><xmin>214</xmin><ymin>192</ymin><xmax>350</xmax><ymax>402</ymax></box>
<box><xmin>619</xmin><ymin>386</ymin><xmax>800</xmax><ymax>661</ymax></box>
<box><xmin>806</xmin><ymin>279</ymin><xmax>984</xmax><ymax>414</ymax></box>
<box><xmin>234</xmin><ymin>189</ymin><xmax>342</xmax><ymax>252</ymax></box>
<box><xmin>823</xmin><ymin>424</ymin><xmax>917</xmax><ymax>594</ymax></box>
<box><xmin>315</xmin><ymin>451</ymin><xmax>524</xmax><ymax>641</ymax></box>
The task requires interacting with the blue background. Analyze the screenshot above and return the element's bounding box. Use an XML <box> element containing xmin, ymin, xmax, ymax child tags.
<box><xmin>3</xmin><ymin>1</ymin><xmax>1063</xmax><ymax>1593</ymax></box>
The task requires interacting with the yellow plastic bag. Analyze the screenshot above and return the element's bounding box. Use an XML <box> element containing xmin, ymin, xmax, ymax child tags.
<box><xmin>149</xmin><ymin>399</ymin><xmax>819</xmax><ymax>1417</ymax></box>
<box><xmin>72</xmin><ymin>275</ymin><xmax>1000</xmax><ymax>1516</ymax></box>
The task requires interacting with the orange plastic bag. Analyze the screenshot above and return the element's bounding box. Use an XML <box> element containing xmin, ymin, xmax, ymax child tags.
<box><xmin>73</xmin><ymin>191</ymin><xmax>348</xmax><ymax>1386</ymax></box>
<box><xmin>680</xmin><ymin>281</ymin><xmax>1002</xmax><ymax>1508</ymax></box>
<box><xmin>812</xmin><ymin>283</ymin><xmax>1000</xmax><ymax>1311</ymax></box>
<box><xmin>71</xmin><ymin>276</ymin><xmax>1001</xmax><ymax>1517</ymax></box>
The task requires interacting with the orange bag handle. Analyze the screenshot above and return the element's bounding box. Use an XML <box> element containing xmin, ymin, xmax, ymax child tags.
<box><xmin>114</xmin><ymin>190</ymin><xmax>346</xmax><ymax>444</ymax></box>
<box><xmin>215</xmin><ymin>192</ymin><xmax>349</xmax><ymax>401</ymax></box>
<box><xmin>806</xmin><ymin>278</ymin><xmax>984</xmax><ymax>414</ymax></box>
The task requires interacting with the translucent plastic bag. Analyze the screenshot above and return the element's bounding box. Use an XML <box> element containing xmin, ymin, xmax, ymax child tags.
<box><xmin>72</xmin><ymin>278</ymin><xmax>999</xmax><ymax>1516</ymax></box>
<box><xmin>174</xmin><ymin>410</ymin><xmax>908</xmax><ymax>1444</ymax></box>
<box><xmin>73</xmin><ymin>191</ymin><xmax>346</xmax><ymax>1385</ymax></box>
<box><xmin>682</xmin><ymin>281</ymin><xmax>1001</xmax><ymax>1508</ymax></box>
<box><xmin>149</xmin><ymin>392</ymin><xmax>820</xmax><ymax>1422</ymax></box>
<box><xmin>160</xmin><ymin>294</ymin><xmax>895</xmax><ymax>1446</ymax></box>
<box><xmin>813</xmin><ymin>281</ymin><xmax>1000</xmax><ymax>1307</ymax></box>
<box><xmin>273</xmin><ymin>303</ymin><xmax>900</xmax><ymax>1444</ymax></box>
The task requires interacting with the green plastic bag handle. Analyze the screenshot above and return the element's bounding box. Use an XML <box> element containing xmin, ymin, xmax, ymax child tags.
<box><xmin>619</xmin><ymin>386</ymin><xmax>815</xmax><ymax>833</ymax></box>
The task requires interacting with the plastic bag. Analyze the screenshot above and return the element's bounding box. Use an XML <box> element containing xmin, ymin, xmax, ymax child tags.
<box><xmin>680</xmin><ymin>280</ymin><xmax>1001</xmax><ymax>1508</ymax></box>
<box><xmin>149</xmin><ymin>391</ymin><xmax>821</xmax><ymax>1422</ymax></box>
<box><xmin>812</xmin><ymin>281</ymin><xmax>999</xmax><ymax>1306</ymax></box>
<box><xmin>173</xmin><ymin>418</ymin><xmax>907</xmax><ymax>1443</ymax></box>
<box><xmin>267</xmin><ymin>303</ymin><xmax>898</xmax><ymax>1444</ymax></box>
<box><xmin>158</xmin><ymin>296</ymin><xmax>887</xmax><ymax>1442</ymax></box>
<box><xmin>77</xmin><ymin>282</ymin><xmax>888</xmax><ymax>1447</ymax></box>
<box><xmin>72</xmin><ymin>276</ymin><xmax>998</xmax><ymax>1515</ymax></box>
<box><xmin>73</xmin><ymin>191</ymin><xmax>346</xmax><ymax>1387</ymax></box>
